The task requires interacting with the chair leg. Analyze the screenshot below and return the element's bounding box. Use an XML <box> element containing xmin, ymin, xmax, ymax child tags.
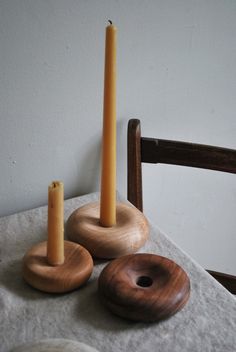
<box><xmin>207</xmin><ymin>270</ymin><xmax>236</xmax><ymax>294</ymax></box>
<box><xmin>127</xmin><ymin>119</ymin><xmax>143</xmax><ymax>212</ymax></box>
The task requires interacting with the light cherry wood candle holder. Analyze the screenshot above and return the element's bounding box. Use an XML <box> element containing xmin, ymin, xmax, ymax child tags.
<box><xmin>66</xmin><ymin>201</ymin><xmax>149</xmax><ymax>259</ymax></box>
<box><xmin>23</xmin><ymin>182</ymin><xmax>93</xmax><ymax>293</ymax></box>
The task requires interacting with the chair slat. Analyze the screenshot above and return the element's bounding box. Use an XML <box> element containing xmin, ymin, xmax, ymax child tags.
<box><xmin>141</xmin><ymin>137</ymin><xmax>236</xmax><ymax>174</ymax></box>
<box><xmin>127</xmin><ymin>118</ymin><xmax>236</xmax><ymax>294</ymax></box>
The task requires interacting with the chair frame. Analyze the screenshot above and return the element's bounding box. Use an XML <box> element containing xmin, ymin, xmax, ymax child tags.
<box><xmin>127</xmin><ymin>118</ymin><xmax>236</xmax><ymax>293</ymax></box>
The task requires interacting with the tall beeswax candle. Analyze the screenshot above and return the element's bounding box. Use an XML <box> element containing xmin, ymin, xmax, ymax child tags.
<box><xmin>100</xmin><ymin>21</ymin><xmax>117</xmax><ymax>227</ymax></box>
<box><xmin>47</xmin><ymin>181</ymin><xmax>64</xmax><ymax>265</ymax></box>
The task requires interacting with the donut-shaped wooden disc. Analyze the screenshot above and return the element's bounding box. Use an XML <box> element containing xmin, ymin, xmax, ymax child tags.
<box><xmin>23</xmin><ymin>241</ymin><xmax>93</xmax><ymax>293</ymax></box>
<box><xmin>98</xmin><ymin>253</ymin><xmax>190</xmax><ymax>322</ymax></box>
<box><xmin>11</xmin><ymin>339</ymin><xmax>99</xmax><ymax>352</ymax></box>
<box><xmin>66</xmin><ymin>202</ymin><xmax>149</xmax><ymax>259</ymax></box>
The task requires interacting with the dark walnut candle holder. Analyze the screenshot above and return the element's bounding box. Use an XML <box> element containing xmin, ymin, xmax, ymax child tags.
<box><xmin>23</xmin><ymin>240</ymin><xmax>93</xmax><ymax>293</ymax></box>
<box><xmin>66</xmin><ymin>202</ymin><xmax>149</xmax><ymax>259</ymax></box>
<box><xmin>98</xmin><ymin>253</ymin><xmax>190</xmax><ymax>322</ymax></box>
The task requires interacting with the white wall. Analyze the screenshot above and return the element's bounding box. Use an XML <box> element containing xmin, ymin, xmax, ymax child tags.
<box><xmin>0</xmin><ymin>1</ymin><xmax>235</xmax><ymax>274</ymax></box>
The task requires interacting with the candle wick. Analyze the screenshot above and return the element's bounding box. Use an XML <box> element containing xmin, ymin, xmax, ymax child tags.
<box><xmin>108</xmin><ymin>20</ymin><xmax>112</xmax><ymax>25</ymax></box>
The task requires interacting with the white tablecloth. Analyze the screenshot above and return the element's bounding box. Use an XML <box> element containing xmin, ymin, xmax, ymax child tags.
<box><xmin>0</xmin><ymin>193</ymin><xmax>235</xmax><ymax>352</ymax></box>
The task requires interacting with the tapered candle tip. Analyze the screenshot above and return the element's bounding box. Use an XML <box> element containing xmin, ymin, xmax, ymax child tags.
<box><xmin>108</xmin><ymin>20</ymin><xmax>112</xmax><ymax>25</ymax></box>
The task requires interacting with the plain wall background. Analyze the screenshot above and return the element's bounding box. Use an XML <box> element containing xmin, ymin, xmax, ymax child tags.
<box><xmin>0</xmin><ymin>0</ymin><xmax>235</xmax><ymax>274</ymax></box>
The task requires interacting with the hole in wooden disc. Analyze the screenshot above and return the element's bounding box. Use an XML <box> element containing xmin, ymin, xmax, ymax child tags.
<box><xmin>136</xmin><ymin>276</ymin><xmax>153</xmax><ymax>287</ymax></box>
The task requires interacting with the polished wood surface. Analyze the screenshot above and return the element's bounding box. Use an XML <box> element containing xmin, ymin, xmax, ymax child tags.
<box><xmin>127</xmin><ymin>118</ymin><xmax>236</xmax><ymax>293</ymax></box>
<box><xmin>66</xmin><ymin>202</ymin><xmax>149</xmax><ymax>259</ymax></box>
<box><xmin>207</xmin><ymin>270</ymin><xmax>236</xmax><ymax>294</ymax></box>
<box><xmin>23</xmin><ymin>240</ymin><xmax>93</xmax><ymax>293</ymax></box>
<box><xmin>141</xmin><ymin>137</ymin><xmax>236</xmax><ymax>173</ymax></box>
<box><xmin>98</xmin><ymin>253</ymin><xmax>190</xmax><ymax>322</ymax></box>
<box><xmin>127</xmin><ymin>119</ymin><xmax>143</xmax><ymax>212</ymax></box>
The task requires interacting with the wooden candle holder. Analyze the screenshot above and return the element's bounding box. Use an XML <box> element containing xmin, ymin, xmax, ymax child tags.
<box><xmin>23</xmin><ymin>240</ymin><xmax>93</xmax><ymax>293</ymax></box>
<box><xmin>66</xmin><ymin>202</ymin><xmax>149</xmax><ymax>259</ymax></box>
<box><xmin>11</xmin><ymin>339</ymin><xmax>99</xmax><ymax>352</ymax></box>
<box><xmin>98</xmin><ymin>253</ymin><xmax>190</xmax><ymax>322</ymax></box>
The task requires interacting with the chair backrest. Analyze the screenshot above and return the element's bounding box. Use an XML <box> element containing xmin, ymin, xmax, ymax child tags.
<box><xmin>127</xmin><ymin>118</ymin><xmax>236</xmax><ymax>212</ymax></box>
<box><xmin>127</xmin><ymin>118</ymin><xmax>236</xmax><ymax>294</ymax></box>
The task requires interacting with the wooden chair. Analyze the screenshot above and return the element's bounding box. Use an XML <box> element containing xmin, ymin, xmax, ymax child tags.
<box><xmin>127</xmin><ymin>118</ymin><xmax>236</xmax><ymax>294</ymax></box>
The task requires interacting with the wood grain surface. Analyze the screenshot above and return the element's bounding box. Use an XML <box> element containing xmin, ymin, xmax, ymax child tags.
<box><xmin>23</xmin><ymin>240</ymin><xmax>93</xmax><ymax>293</ymax></box>
<box><xmin>66</xmin><ymin>202</ymin><xmax>149</xmax><ymax>259</ymax></box>
<box><xmin>98</xmin><ymin>253</ymin><xmax>190</xmax><ymax>322</ymax></box>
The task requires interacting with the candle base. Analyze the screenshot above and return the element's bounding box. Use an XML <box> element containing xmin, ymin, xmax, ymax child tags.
<box><xmin>11</xmin><ymin>339</ymin><xmax>100</xmax><ymax>352</ymax></box>
<box><xmin>23</xmin><ymin>241</ymin><xmax>93</xmax><ymax>293</ymax></box>
<box><xmin>66</xmin><ymin>202</ymin><xmax>149</xmax><ymax>259</ymax></box>
<box><xmin>98</xmin><ymin>254</ymin><xmax>190</xmax><ymax>322</ymax></box>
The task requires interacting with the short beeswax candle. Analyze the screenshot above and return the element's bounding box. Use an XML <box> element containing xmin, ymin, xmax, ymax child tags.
<box><xmin>47</xmin><ymin>181</ymin><xmax>64</xmax><ymax>266</ymax></box>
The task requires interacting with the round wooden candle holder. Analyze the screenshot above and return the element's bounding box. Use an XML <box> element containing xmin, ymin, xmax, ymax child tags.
<box><xmin>98</xmin><ymin>253</ymin><xmax>190</xmax><ymax>322</ymax></box>
<box><xmin>23</xmin><ymin>240</ymin><xmax>93</xmax><ymax>293</ymax></box>
<box><xmin>11</xmin><ymin>339</ymin><xmax>99</xmax><ymax>352</ymax></box>
<box><xmin>66</xmin><ymin>202</ymin><xmax>149</xmax><ymax>259</ymax></box>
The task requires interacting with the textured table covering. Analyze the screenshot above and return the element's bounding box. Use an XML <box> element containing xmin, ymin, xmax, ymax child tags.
<box><xmin>0</xmin><ymin>192</ymin><xmax>235</xmax><ymax>352</ymax></box>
